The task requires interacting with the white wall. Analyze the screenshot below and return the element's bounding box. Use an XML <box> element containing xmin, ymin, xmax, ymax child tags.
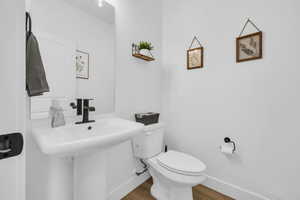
<box><xmin>161</xmin><ymin>0</ymin><xmax>300</xmax><ymax>199</ymax></box>
<box><xmin>26</xmin><ymin>0</ymin><xmax>300</xmax><ymax>199</ymax></box>
<box><xmin>30</xmin><ymin>0</ymin><xmax>115</xmax><ymax>114</ymax></box>
<box><xmin>105</xmin><ymin>0</ymin><xmax>162</xmax><ymax>197</ymax></box>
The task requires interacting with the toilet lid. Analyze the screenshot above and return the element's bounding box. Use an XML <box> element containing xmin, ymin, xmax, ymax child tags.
<box><xmin>156</xmin><ymin>151</ymin><xmax>206</xmax><ymax>176</ymax></box>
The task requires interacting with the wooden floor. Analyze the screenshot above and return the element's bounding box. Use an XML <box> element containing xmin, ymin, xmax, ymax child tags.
<box><xmin>122</xmin><ymin>178</ymin><xmax>234</xmax><ymax>200</ymax></box>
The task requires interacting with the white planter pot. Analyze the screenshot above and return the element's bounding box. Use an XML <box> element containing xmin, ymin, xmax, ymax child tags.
<box><xmin>139</xmin><ymin>49</ymin><xmax>151</xmax><ymax>57</ymax></box>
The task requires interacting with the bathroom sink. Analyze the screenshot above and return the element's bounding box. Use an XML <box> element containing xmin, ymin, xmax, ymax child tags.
<box><xmin>33</xmin><ymin>117</ymin><xmax>144</xmax><ymax>157</ymax></box>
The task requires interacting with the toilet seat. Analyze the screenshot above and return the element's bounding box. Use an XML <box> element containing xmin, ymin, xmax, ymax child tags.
<box><xmin>148</xmin><ymin>153</ymin><xmax>206</xmax><ymax>187</ymax></box>
<box><xmin>156</xmin><ymin>151</ymin><xmax>206</xmax><ymax>176</ymax></box>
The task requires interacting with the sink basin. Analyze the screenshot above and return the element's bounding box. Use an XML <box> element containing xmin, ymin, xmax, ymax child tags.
<box><xmin>33</xmin><ymin>116</ymin><xmax>144</xmax><ymax>157</ymax></box>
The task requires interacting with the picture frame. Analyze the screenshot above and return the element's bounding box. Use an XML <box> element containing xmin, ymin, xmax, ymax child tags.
<box><xmin>236</xmin><ymin>31</ymin><xmax>262</xmax><ymax>63</ymax></box>
<box><xmin>187</xmin><ymin>47</ymin><xmax>204</xmax><ymax>70</ymax></box>
<box><xmin>76</xmin><ymin>50</ymin><xmax>89</xmax><ymax>79</ymax></box>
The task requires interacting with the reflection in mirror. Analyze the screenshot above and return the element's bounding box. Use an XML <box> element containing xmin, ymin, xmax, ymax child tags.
<box><xmin>29</xmin><ymin>0</ymin><xmax>115</xmax><ymax>119</ymax></box>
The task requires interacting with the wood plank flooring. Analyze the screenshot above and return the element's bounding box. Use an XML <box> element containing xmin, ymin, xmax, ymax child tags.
<box><xmin>122</xmin><ymin>178</ymin><xmax>234</xmax><ymax>200</ymax></box>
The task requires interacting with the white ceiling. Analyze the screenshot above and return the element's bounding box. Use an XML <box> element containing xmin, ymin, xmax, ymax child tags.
<box><xmin>63</xmin><ymin>0</ymin><xmax>115</xmax><ymax>24</ymax></box>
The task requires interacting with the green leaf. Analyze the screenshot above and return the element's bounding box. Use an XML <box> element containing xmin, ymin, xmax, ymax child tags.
<box><xmin>137</xmin><ymin>41</ymin><xmax>154</xmax><ymax>51</ymax></box>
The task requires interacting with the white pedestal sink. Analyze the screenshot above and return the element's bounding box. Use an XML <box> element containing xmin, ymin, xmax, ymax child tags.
<box><xmin>33</xmin><ymin>116</ymin><xmax>144</xmax><ymax>200</ymax></box>
<box><xmin>74</xmin><ymin>149</ymin><xmax>108</xmax><ymax>200</ymax></box>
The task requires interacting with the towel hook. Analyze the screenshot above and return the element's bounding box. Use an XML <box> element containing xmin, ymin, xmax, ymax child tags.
<box><xmin>25</xmin><ymin>12</ymin><xmax>32</xmax><ymax>38</ymax></box>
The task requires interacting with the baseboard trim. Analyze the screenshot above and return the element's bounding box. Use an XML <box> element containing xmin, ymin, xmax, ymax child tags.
<box><xmin>203</xmin><ymin>174</ymin><xmax>271</xmax><ymax>200</ymax></box>
<box><xmin>107</xmin><ymin>172</ymin><xmax>271</xmax><ymax>200</ymax></box>
<box><xmin>108</xmin><ymin>172</ymin><xmax>150</xmax><ymax>200</ymax></box>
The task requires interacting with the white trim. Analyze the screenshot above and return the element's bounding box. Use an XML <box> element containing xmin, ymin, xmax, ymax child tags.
<box><xmin>16</xmin><ymin>0</ymin><xmax>26</xmax><ymax>199</ymax></box>
<box><xmin>106</xmin><ymin>171</ymin><xmax>272</xmax><ymax>200</ymax></box>
<box><xmin>203</xmin><ymin>174</ymin><xmax>271</xmax><ymax>200</ymax></box>
<box><xmin>107</xmin><ymin>173</ymin><xmax>150</xmax><ymax>200</ymax></box>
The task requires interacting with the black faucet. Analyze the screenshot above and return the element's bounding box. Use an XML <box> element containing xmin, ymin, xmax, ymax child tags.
<box><xmin>70</xmin><ymin>99</ymin><xmax>96</xmax><ymax>124</ymax></box>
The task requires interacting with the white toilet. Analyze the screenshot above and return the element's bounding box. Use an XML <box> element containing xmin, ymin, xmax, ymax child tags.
<box><xmin>132</xmin><ymin>123</ymin><xmax>207</xmax><ymax>200</ymax></box>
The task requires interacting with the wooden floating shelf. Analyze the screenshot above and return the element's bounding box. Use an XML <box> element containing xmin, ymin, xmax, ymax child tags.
<box><xmin>132</xmin><ymin>53</ymin><xmax>155</xmax><ymax>61</ymax></box>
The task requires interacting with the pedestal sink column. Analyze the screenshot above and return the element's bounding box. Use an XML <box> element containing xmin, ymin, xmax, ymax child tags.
<box><xmin>47</xmin><ymin>157</ymin><xmax>74</xmax><ymax>200</ymax></box>
<box><xmin>74</xmin><ymin>149</ymin><xmax>107</xmax><ymax>200</ymax></box>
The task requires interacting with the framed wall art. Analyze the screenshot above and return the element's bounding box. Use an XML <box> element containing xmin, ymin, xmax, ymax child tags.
<box><xmin>76</xmin><ymin>50</ymin><xmax>89</xmax><ymax>79</ymax></box>
<box><xmin>187</xmin><ymin>36</ymin><xmax>204</xmax><ymax>70</ymax></box>
<box><xmin>236</xmin><ymin>19</ymin><xmax>263</xmax><ymax>63</ymax></box>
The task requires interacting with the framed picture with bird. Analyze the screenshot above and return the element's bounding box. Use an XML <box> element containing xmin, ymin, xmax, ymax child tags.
<box><xmin>236</xmin><ymin>18</ymin><xmax>263</xmax><ymax>63</ymax></box>
<box><xmin>236</xmin><ymin>31</ymin><xmax>263</xmax><ymax>63</ymax></box>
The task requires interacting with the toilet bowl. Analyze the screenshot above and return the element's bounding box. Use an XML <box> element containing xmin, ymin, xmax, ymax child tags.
<box><xmin>148</xmin><ymin>151</ymin><xmax>206</xmax><ymax>200</ymax></box>
<box><xmin>132</xmin><ymin>123</ymin><xmax>206</xmax><ymax>200</ymax></box>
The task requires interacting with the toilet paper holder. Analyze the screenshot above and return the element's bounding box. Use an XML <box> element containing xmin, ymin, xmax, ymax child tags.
<box><xmin>224</xmin><ymin>137</ymin><xmax>236</xmax><ymax>152</ymax></box>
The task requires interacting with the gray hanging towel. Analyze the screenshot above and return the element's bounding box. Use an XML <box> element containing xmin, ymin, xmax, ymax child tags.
<box><xmin>26</xmin><ymin>12</ymin><xmax>49</xmax><ymax>97</ymax></box>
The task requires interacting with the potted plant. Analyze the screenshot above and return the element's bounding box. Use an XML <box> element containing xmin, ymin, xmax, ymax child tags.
<box><xmin>138</xmin><ymin>41</ymin><xmax>154</xmax><ymax>57</ymax></box>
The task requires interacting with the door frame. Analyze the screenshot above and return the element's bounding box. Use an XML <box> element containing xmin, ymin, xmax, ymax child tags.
<box><xmin>16</xmin><ymin>0</ymin><xmax>26</xmax><ymax>199</ymax></box>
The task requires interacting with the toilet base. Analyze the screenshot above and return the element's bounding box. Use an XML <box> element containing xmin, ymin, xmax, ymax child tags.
<box><xmin>149</xmin><ymin>168</ymin><xmax>193</xmax><ymax>200</ymax></box>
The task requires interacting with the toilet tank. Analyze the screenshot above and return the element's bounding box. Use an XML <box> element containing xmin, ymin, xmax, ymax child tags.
<box><xmin>132</xmin><ymin>123</ymin><xmax>165</xmax><ymax>159</ymax></box>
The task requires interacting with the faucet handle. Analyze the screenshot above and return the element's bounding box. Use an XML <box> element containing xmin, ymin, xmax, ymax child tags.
<box><xmin>83</xmin><ymin>98</ymin><xmax>94</xmax><ymax>101</ymax></box>
<box><xmin>70</xmin><ymin>99</ymin><xmax>83</xmax><ymax>115</ymax></box>
<box><xmin>70</xmin><ymin>102</ymin><xmax>77</xmax><ymax>109</ymax></box>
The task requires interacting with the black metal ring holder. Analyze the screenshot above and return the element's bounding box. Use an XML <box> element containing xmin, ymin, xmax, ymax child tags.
<box><xmin>224</xmin><ymin>137</ymin><xmax>236</xmax><ymax>153</ymax></box>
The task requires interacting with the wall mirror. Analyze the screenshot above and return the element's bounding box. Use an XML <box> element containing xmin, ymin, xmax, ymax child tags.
<box><xmin>29</xmin><ymin>0</ymin><xmax>115</xmax><ymax>119</ymax></box>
